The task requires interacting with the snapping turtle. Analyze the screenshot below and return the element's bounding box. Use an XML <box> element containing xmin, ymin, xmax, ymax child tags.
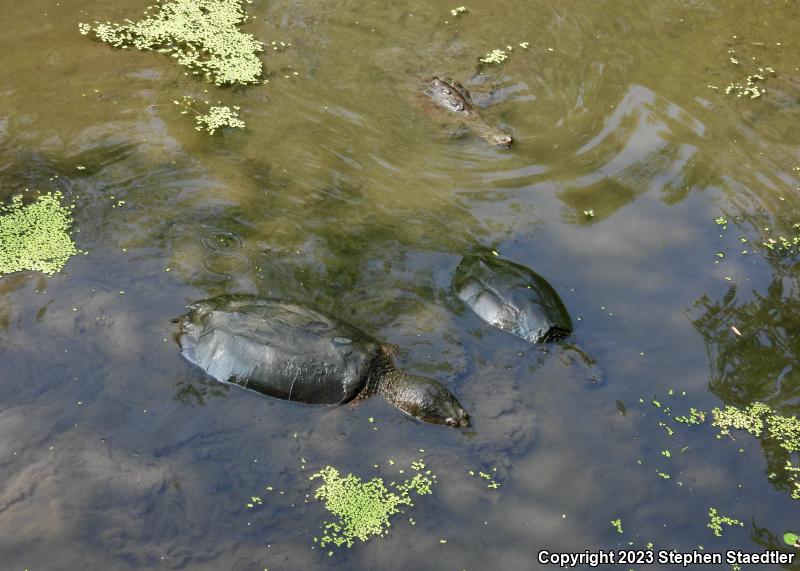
<box><xmin>453</xmin><ymin>254</ymin><xmax>572</xmax><ymax>343</ymax></box>
<box><xmin>175</xmin><ymin>295</ymin><xmax>470</xmax><ymax>428</ymax></box>
<box><xmin>423</xmin><ymin>77</ymin><xmax>513</xmax><ymax>147</ymax></box>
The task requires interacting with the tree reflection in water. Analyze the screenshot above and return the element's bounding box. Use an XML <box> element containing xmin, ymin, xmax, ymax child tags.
<box><xmin>693</xmin><ymin>275</ymin><xmax>800</xmax><ymax>500</ymax></box>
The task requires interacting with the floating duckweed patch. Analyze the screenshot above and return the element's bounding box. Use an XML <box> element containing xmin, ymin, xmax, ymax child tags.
<box><xmin>174</xmin><ymin>96</ymin><xmax>245</xmax><ymax>134</ymax></box>
<box><xmin>478</xmin><ymin>40</ymin><xmax>532</xmax><ymax>64</ymax></box>
<box><xmin>611</xmin><ymin>518</ymin><xmax>623</xmax><ymax>534</ymax></box>
<box><xmin>713</xmin><ymin>403</ymin><xmax>800</xmax><ymax>499</ymax></box>
<box><xmin>725</xmin><ymin>70</ymin><xmax>772</xmax><ymax>99</ymax></box>
<box><xmin>0</xmin><ymin>192</ymin><xmax>79</xmax><ymax>276</ymax></box>
<box><xmin>79</xmin><ymin>0</ymin><xmax>263</xmax><ymax>86</ymax></box>
<box><xmin>722</xmin><ymin>50</ymin><xmax>776</xmax><ymax>99</ymax></box>
<box><xmin>712</xmin><ymin>402</ymin><xmax>800</xmax><ymax>452</ymax></box>
<box><xmin>245</xmin><ymin>495</ymin><xmax>263</xmax><ymax>508</ymax></box>
<box><xmin>450</xmin><ymin>6</ymin><xmax>468</xmax><ymax>16</ymax></box>
<box><xmin>713</xmin><ymin>212</ymin><xmax>800</xmax><ymax>257</ymax></box>
<box><xmin>479</xmin><ymin>49</ymin><xmax>508</xmax><ymax>64</ymax></box>
<box><xmin>707</xmin><ymin>44</ymin><xmax>778</xmax><ymax>100</ymax></box>
<box><xmin>468</xmin><ymin>467</ymin><xmax>500</xmax><ymax>489</ymax></box>
<box><xmin>782</xmin><ymin>462</ymin><xmax>800</xmax><ymax>499</ymax></box>
<box><xmin>761</xmin><ymin>224</ymin><xmax>800</xmax><ymax>254</ymax></box>
<box><xmin>196</xmin><ymin>105</ymin><xmax>245</xmax><ymax>133</ymax></box>
<box><xmin>674</xmin><ymin>408</ymin><xmax>706</xmax><ymax>426</ymax></box>
<box><xmin>310</xmin><ymin>458</ymin><xmax>435</xmax><ymax>549</ymax></box>
<box><xmin>707</xmin><ymin>507</ymin><xmax>743</xmax><ymax>537</ymax></box>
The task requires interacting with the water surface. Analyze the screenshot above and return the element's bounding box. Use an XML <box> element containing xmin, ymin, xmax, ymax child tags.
<box><xmin>1</xmin><ymin>0</ymin><xmax>799</xmax><ymax>569</ymax></box>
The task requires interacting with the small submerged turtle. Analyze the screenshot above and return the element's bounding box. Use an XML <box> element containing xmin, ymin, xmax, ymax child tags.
<box><xmin>175</xmin><ymin>295</ymin><xmax>470</xmax><ymax>428</ymax></box>
<box><xmin>453</xmin><ymin>254</ymin><xmax>572</xmax><ymax>343</ymax></box>
<box><xmin>423</xmin><ymin>77</ymin><xmax>513</xmax><ymax>147</ymax></box>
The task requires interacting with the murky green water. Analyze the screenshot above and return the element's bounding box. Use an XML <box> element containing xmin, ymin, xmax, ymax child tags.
<box><xmin>1</xmin><ymin>0</ymin><xmax>799</xmax><ymax>569</ymax></box>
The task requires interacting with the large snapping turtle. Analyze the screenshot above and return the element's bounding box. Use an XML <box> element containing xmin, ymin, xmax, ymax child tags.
<box><xmin>453</xmin><ymin>254</ymin><xmax>572</xmax><ymax>343</ymax></box>
<box><xmin>423</xmin><ymin>77</ymin><xmax>513</xmax><ymax>147</ymax></box>
<box><xmin>175</xmin><ymin>295</ymin><xmax>470</xmax><ymax>427</ymax></box>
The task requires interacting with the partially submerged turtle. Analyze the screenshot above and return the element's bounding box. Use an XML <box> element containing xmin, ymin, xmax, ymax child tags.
<box><xmin>175</xmin><ymin>295</ymin><xmax>470</xmax><ymax>427</ymax></box>
<box><xmin>423</xmin><ymin>77</ymin><xmax>513</xmax><ymax>147</ymax></box>
<box><xmin>453</xmin><ymin>254</ymin><xmax>572</xmax><ymax>343</ymax></box>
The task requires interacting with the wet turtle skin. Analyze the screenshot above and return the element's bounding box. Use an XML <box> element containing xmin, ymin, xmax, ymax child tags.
<box><xmin>423</xmin><ymin>77</ymin><xmax>513</xmax><ymax>147</ymax></box>
<box><xmin>453</xmin><ymin>254</ymin><xmax>572</xmax><ymax>343</ymax></box>
<box><xmin>176</xmin><ymin>295</ymin><xmax>470</xmax><ymax>427</ymax></box>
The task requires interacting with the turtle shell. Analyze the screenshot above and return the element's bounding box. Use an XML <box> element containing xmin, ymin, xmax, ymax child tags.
<box><xmin>453</xmin><ymin>254</ymin><xmax>572</xmax><ymax>343</ymax></box>
<box><xmin>176</xmin><ymin>296</ymin><xmax>382</xmax><ymax>404</ymax></box>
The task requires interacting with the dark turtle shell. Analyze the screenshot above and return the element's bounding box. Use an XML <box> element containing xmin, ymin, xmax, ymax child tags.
<box><xmin>453</xmin><ymin>254</ymin><xmax>572</xmax><ymax>343</ymax></box>
<box><xmin>424</xmin><ymin>77</ymin><xmax>475</xmax><ymax>115</ymax></box>
<box><xmin>176</xmin><ymin>296</ymin><xmax>382</xmax><ymax>404</ymax></box>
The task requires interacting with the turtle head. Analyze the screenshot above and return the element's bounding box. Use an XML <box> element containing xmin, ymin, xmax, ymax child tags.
<box><xmin>386</xmin><ymin>374</ymin><xmax>470</xmax><ymax>428</ymax></box>
<box><xmin>489</xmin><ymin>131</ymin><xmax>513</xmax><ymax>147</ymax></box>
<box><xmin>472</xmin><ymin>122</ymin><xmax>513</xmax><ymax>148</ymax></box>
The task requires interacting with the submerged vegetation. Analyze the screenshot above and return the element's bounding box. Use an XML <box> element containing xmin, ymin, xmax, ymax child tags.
<box><xmin>0</xmin><ymin>192</ymin><xmax>80</xmax><ymax>276</ymax></box>
<box><xmin>79</xmin><ymin>0</ymin><xmax>263</xmax><ymax>86</ymax></box>
<box><xmin>310</xmin><ymin>457</ymin><xmax>435</xmax><ymax>549</ymax></box>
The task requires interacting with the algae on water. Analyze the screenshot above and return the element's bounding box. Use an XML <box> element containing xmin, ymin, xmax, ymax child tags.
<box><xmin>0</xmin><ymin>192</ymin><xmax>79</xmax><ymax>276</ymax></box>
<box><xmin>310</xmin><ymin>459</ymin><xmax>435</xmax><ymax>549</ymax></box>
<box><xmin>79</xmin><ymin>0</ymin><xmax>263</xmax><ymax>86</ymax></box>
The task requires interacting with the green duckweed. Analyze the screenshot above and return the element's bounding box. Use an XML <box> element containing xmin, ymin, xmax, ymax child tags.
<box><xmin>0</xmin><ymin>192</ymin><xmax>79</xmax><ymax>276</ymax></box>
<box><xmin>310</xmin><ymin>460</ymin><xmax>435</xmax><ymax>549</ymax></box>
<box><xmin>79</xmin><ymin>0</ymin><xmax>263</xmax><ymax>86</ymax></box>
<box><xmin>196</xmin><ymin>106</ymin><xmax>245</xmax><ymax>133</ymax></box>
<box><xmin>724</xmin><ymin>66</ymin><xmax>775</xmax><ymax>99</ymax></box>
<box><xmin>674</xmin><ymin>407</ymin><xmax>706</xmax><ymax>426</ymax></box>
<box><xmin>174</xmin><ymin>96</ymin><xmax>245</xmax><ymax>134</ymax></box>
<box><xmin>712</xmin><ymin>402</ymin><xmax>800</xmax><ymax>452</ymax></box>
<box><xmin>479</xmin><ymin>49</ymin><xmax>508</xmax><ymax>64</ymax></box>
<box><xmin>611</xmin><ymin>518</ymin><xmax>623</xmax><ymax>534</ymax></box>
<box><xmin>468</xmin><ymin>468</ymin><xmax>501</xmax><ymax>489</ymax></box>
<box><xmin>784</xmin><ymin>461</ymin><xmax>800</xmax><ymax>500</ymax></box>
<box><xmin>707</xmin><ymin>507</ymin><xmax>743</xmax><ymax>537</ymax></box>
<box><xmin>713</xmin><ymin>403</ymin><xmax>800</xmax><ymax>499</ymax></box>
